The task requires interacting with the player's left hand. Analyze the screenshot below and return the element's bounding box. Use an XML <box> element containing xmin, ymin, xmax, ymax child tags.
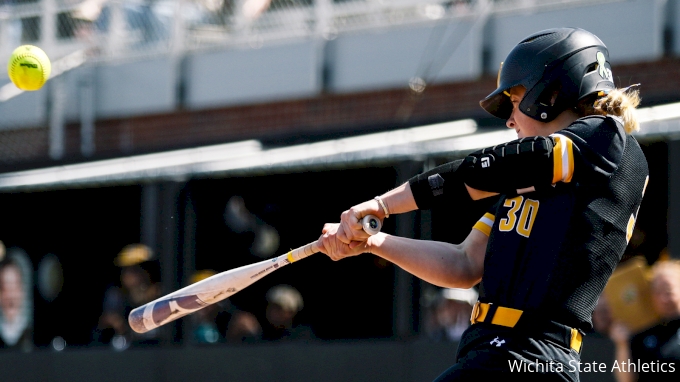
<box><xmin>318</xmin><ymin>223</ymin><xmax>370</xmax><ymax>261</ymax></box>
<box><xmin>609</xmin><ymin>321</ymin><xmax>631</xmax><ymax>346</ymax></box>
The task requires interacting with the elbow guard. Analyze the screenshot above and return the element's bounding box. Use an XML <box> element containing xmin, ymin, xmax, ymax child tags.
<box><xmin>460</xmin><ymin>136</ymin><xmax>557</xmax><ymax>194</ymax></box>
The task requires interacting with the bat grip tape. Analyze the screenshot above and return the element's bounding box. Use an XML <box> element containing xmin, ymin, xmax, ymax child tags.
<box><xmin>287</xmin><ymin>242</ymin><xmax>318</xmax><ymax>263</ymax></box>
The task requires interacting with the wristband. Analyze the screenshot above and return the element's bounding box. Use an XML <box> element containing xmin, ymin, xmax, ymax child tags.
<box><xmin>374</xmin><ymin>196</ymin><xmax>390</xmax><ymax>218</ymax></box>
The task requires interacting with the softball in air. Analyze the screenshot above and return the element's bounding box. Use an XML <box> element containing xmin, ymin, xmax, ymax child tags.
<box><xmin>7</xmin><ymin>45</ymin><xmax>51</xmax><ymax>91</ymax></box>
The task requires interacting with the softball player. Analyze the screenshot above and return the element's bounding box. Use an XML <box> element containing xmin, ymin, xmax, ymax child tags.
<box><xmin>317</xmin><ymin>27</ymin><xmax>649</xmax><ymax>381</ymax></box>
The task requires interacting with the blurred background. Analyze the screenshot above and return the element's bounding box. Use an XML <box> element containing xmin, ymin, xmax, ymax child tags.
<box><xmin>0</xmin><ymin>0</ymin><xmax>677</xmax><ymax>381</ymax></box>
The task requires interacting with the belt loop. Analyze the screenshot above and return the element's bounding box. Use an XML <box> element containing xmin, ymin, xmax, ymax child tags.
<box><xmin>570</xmin><ymin>328</ymin><xmax>583</xmax><ymax>353</ymax></box>
<box><xmin>470</xmin><ymin>301</ymin><xmax>481</xmax><ymax>324</ymax></box>
<box><xmin>485</xmin><ymin>304</ymin><xmax>499</xmax><ymax>324</ymax></box>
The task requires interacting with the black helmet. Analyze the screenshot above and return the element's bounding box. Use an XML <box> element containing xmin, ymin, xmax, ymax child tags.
<box><xmin>480</xmin><ymin>27</ymin><xmax>615</xmax><ymax>122</ymax></box>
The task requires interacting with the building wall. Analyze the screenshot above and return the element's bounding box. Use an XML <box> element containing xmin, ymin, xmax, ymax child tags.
<box><xmin>326</xmin><ymin>18</ymin><xmax>483</xmax><ymax>93</ymax></box>
<box><xmin>184</xmin><ymin>40</ymin><xmax>322</xmax><ymax>110</ymax></box>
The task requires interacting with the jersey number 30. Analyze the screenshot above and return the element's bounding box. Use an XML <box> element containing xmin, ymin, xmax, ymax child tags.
<box><xmin>499</xmin><ymin>196</ymin><xmax>540</xmax><ymax>238</ymax></box>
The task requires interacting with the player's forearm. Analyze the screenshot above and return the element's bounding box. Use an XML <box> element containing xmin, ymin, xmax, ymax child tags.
<box><xmin>378</xmin><ymin>182</ymin><xmax>418</xmax><ymax>215</ymax></box>
<box><xmin>366</xmin><ymin>233</ymin><xmax>482</xmax><ymax>288</ymax></box>
<box><xmin>612</xmin><ymin>343</ymin><xmax>636</xmax><ymax>382</ymax></box>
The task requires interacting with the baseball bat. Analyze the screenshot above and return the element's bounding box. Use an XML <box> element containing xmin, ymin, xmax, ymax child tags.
<box><xmin>128</xmin><ymin>215</ymin><xmax>382</xmax><ymax>334</ymax></box>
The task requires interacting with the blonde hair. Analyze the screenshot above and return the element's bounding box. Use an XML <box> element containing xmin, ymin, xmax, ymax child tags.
<box><xmin>650</xmin><ymin>259</ymin><xmax>680</xmax><ymax>283</ymax></box>
<box><xmin>577</xmin><ymin>88</ymin><xmax>641</xmax><ymax>135</ymax></box>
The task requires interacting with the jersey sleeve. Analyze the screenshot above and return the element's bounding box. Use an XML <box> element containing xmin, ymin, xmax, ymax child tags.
<box><xmin>556</xmin><ymin>115</ymin><xmax>625</xmax><ymax>179</ymax></box>
<box><xmin>461</xmin><ymin>115</ymin><xmax>626</xmax><ymax>194</ymax></box>
<box><xmin>472</xmin><ymin>212</ymin><xmax>496</xmax><ymax>237</ymax></box>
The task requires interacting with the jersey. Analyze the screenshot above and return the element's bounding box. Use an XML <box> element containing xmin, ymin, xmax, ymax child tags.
<box><xmin>471</xmin><ymin>116</ymin><xmax>649</xmax><ymax>331</ymax></box>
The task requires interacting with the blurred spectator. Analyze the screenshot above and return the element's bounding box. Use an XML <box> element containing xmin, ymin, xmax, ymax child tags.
<box><xmin>592</xmin><ymin>294</ymin><xmax>613</xmax><ymax>337</ymax></box>
<box><xmin>425</xmin><ymin>287</ymin><xmax>477</xmax><ymax>342</ymax></box>
<box><xmin>73</xmin><ymin>0</ymin><xmax>170</xmax><ymax>49</ymax></box>
<box><xmin>92</xmin><ymin>244</ymin><xmax>161</xmax><ymax>349</ymax></box>
<box><xmin>610</xmin><ymin>259</ymin><xmax>680</xmax><ymax>382</ymax></box>
<box><xmin>188</xmin><ymin>270</ymin><xmax>223</xmax><ymax>344</ymax></box>
<box><xmin>0</xmin><ymin>246</ymin><xmax>33</xmax><ymax>351</ymax></box>
<box><xmin>224</xmin><ymin>195</ymin><xmax>280</xmax><ymax>258</ymax></box>
<box><xmin>187</xmin><ymin>270</ymin><xmax>262</xmax><ymax>344</ymax></box>
<box><xmin>225</xmin><ymin>309</ymin><xmax>262</xmax><ymax>343</ymax></box>
<box><xmin>261</xmin><ymin>284</ymin><xmax>314</xmax><ymax>342</ymax></box>
<box><xmin>447</xmin><ymin>0</ymin><xmax>473</xmax><ymax>15</ymax></box>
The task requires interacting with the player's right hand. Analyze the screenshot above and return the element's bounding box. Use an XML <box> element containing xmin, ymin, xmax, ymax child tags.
<box><xmin>608</xmin><ymin>321</ymin><xmax>631</xmax><ymax>346</ymax></box>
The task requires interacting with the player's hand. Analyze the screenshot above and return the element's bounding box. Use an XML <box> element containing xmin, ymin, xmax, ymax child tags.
<box><xmin>609</xmin><ymin>321</ymin><xmax>631</xmax><ymax>346</ymax></box>
<box><xmin>318</xmin><ymin>223</ymin><xmax>370</xmax><ymax>261</ymax></box>
<box><xmin>337</xmin><ymin>199</ymin><xmax>385</xmax><ymax>248</ymax></box>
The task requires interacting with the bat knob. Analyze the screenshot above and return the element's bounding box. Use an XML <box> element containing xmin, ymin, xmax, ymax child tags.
<box><xmin>362</xmin><ymin>215</ymin><xmax>382</xmax><ymax>236</ymax></box>
<box><xmin>128</xmin><ymin>307</ymin><xmax>149</xmax><ymax>334</ymax></box>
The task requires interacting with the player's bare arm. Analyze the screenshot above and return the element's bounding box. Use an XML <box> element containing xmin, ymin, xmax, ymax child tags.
<box><xmin>319</xmin><ymin>224</ymin><xmax>488</xmax><ymax>289</ymax></box>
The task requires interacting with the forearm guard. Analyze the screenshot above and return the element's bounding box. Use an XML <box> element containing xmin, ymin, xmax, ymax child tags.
<box><xmin>408</xmin><ymin>159</ymin><xmax>472</xmax><ymax>210</ymax></box>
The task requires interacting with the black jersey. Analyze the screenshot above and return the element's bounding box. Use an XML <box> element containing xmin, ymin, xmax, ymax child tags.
<box><xmin>471</xmin><ymin>116</ymin><xmax>649</xmax><ymax>331</ymax></box>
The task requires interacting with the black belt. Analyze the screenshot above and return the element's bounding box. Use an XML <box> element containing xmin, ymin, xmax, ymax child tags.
<box><xmin>470</xmin><ymin>301</ymin><xmax>583</xmax><ymax>353</ymax></box>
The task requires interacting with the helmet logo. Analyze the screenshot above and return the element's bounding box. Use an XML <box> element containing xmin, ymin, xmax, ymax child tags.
<box><xmin>596</xmin><ymin>52</ymin><xmax>613</xmax><ymax>81</ymax></box>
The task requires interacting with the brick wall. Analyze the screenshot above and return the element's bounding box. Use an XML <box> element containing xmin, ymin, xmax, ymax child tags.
<box><xmin>3</xmin><ymin>57</ymin><xmax>680</xmax><ymax>171</ymax></box>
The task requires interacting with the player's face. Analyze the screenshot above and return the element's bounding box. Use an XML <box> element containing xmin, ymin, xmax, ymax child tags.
<box><xmin>0</xmin><ymin>265</ymin><xmax>24</xmax><ymax>323</ymax></box>
<box><xmin>651</xmin><ymin>269</ymin><xmax>680</xmax><ymax>319</ymax></box>
<box><xmin>505</xmin><ymin>86</ymin><xmax>576</xmax><ymax>138</ymax></box>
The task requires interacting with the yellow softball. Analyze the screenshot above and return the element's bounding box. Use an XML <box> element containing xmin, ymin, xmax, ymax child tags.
<box><xmin>7</xmin><ymin>45</ymin><xmax>51</xmax><ymax>91</ymax></box>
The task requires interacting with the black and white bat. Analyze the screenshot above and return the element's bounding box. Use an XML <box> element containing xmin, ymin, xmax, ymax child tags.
<box><xmin>128</xmin><ymin>215</ymin><xmax>381</xmax><ymax>333</ymax></box>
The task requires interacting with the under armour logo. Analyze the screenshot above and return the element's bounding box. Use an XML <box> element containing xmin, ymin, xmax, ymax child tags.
<box><xmin>481</xmin><ymin>157</ymin><xmax>490</xmax><ymax>168</ymax></box>
<box><xmin>490</xmin><ymin>337</ymin><xmax>505</xmax><ymax>347</ymax></box>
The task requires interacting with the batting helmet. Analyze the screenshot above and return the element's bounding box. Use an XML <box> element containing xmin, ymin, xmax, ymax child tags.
<box><xmin>480</xmin><ymin>27</ymin><xmax>616</xmax><ymax>122</ymax></box>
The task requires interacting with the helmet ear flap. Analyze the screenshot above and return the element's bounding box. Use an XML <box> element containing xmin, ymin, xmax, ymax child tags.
<box><xmin>520</xmin><ymin>77</ymin><xmax>565</xmax><ymax>122</ymax></box>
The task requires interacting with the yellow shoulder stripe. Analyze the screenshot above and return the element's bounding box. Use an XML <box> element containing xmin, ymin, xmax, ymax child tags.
<box><xmin>473</xmin><ymin>213</ymin><xmax>495</xmax><ymax>237</ymax></box>
<box><xmin>551</xmin><ymin>134</ymin><xmax>575</xmax><ymax>184</ymax></box>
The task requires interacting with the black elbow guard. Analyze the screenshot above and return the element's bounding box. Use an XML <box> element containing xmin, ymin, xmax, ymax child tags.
<box><xmin>460</xmin><ymin>136</ymin><xmax>556</xmax><ymax>193</ymax></box>
<box><xmin>408</xmin><ymin>159</ymin><xmax>472</xmax><ymax>210</ymax></box>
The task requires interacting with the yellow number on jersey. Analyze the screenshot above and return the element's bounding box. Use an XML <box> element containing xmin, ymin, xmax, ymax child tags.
<box><xmin>517</xmin><ymin>199</ymin><xmax>539</xmax><ymax>237</ymax></box>
<box><xmin>499</xmin><ymin>196</ymin><xmax>522</xmax><ymax>232</ymax></box>
<box><xmin>499</xmin><ymin>196</ymin><xmax>540</xmax><ymax>237</ymax></box>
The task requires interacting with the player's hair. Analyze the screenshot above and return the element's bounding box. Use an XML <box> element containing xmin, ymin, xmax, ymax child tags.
<box><xmin>576</xmin><ymin>88</ymin><xmax>641</xmax><ymax>134</ymax></box>
<box><xmin>650</xmin><ymin>259</ymin><xmax>680</xmax><ymax>283</ymax></box>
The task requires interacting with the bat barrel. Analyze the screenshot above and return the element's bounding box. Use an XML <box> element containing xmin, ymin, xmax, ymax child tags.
<box><xmin>127</xmin><ymin>214</ymin><xmax>382</xmax><ymax>333</ymax></box>
<box><xmin>128</xmin><ymin>293</ymin><xmax>209</xmax><ymax>333</ymax></box>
